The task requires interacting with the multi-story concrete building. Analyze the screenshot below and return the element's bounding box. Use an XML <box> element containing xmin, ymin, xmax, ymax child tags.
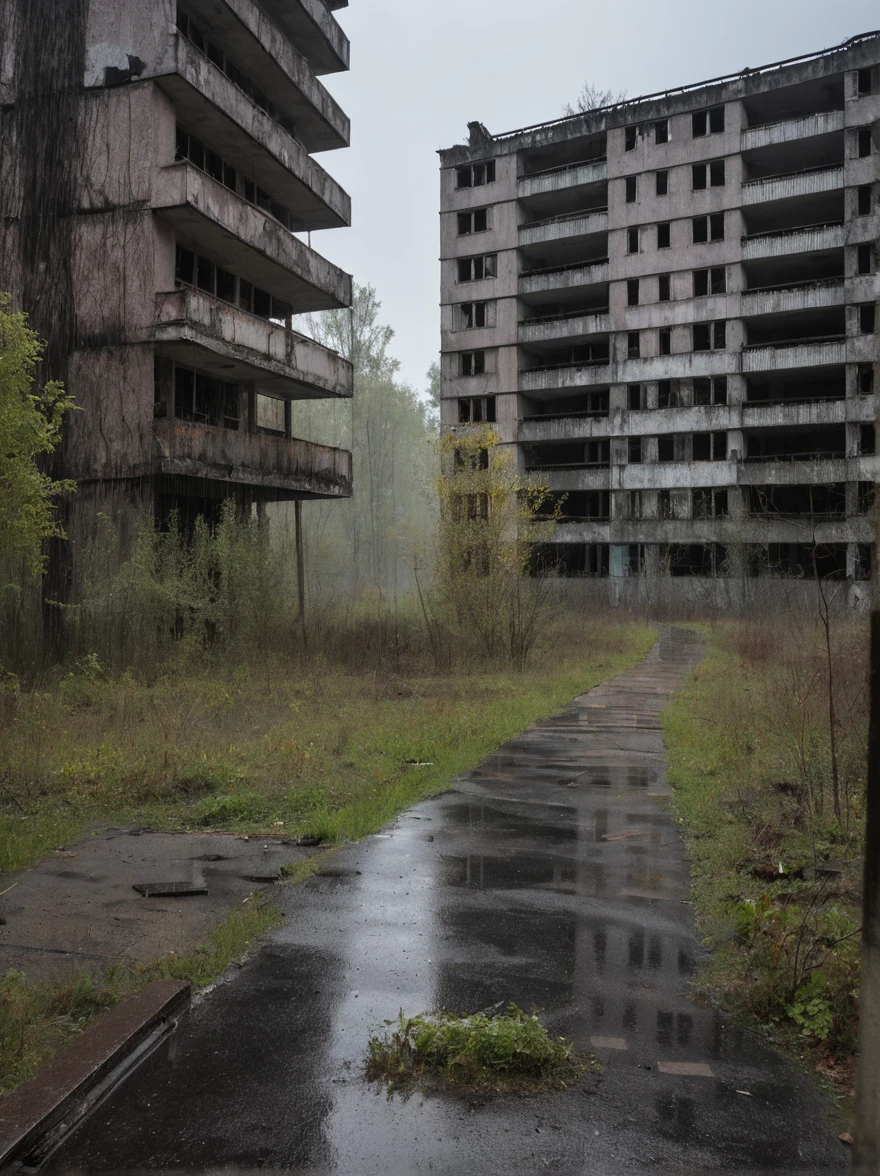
<box><xmin>439</xmin><ymin>32</ymin><xmax>880</xmax><ymax>606</ymax></box>
<box><xmin>0</xmin><ymin>0</ymin><xmax>353</xmax><ymax>559</ymax></box>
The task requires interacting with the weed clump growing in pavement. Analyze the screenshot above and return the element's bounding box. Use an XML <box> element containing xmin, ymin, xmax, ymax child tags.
<box><xmin>367</xmin><ymin>1006</ymin><xmax>589</xmax><ymax>1094</ymax></box>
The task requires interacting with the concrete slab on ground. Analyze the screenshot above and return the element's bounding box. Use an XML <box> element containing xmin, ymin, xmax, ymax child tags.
<box><xmin>0</xmin><ymin>832</ymin><xmax>316</xmax><ymax>978</ymax></box>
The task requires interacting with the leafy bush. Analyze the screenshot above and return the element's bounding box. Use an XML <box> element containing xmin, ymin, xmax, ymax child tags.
<box><xmin>367</xmin><ymin>1005</ymin><xmax>586</xmax><ymax>1091</ymax></box>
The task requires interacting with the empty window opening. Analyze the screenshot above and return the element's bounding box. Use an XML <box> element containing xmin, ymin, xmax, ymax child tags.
<box><xmin>627</xmin><ymin>331</ymin><xmax>641</xmax><ymax>358</ymax></box>
<box><xmin>456</xmin><ymin>161</ymin><xmax>496</xmax><ymax>189</ymax></box>
<box><xmin>749</xmin><ymin>484</ymin><xmax>846</xmax><ymax>519</ymax></box>
<box><xmin>457</xmin><ymin>208</ymin><xmax>489</xmax><ymax>235</ymax></box>
<box><xmin>628</xmin><ymin>436</ymin><xmax>643</xmax><ymax>463</ymax></box>
<box><xmin>657</xmin><ymin>489</ymin><xmax>673</xmax><ymax>519</ymax></box>
<box><xmin>460</xmin><ymin>351</ymin><xmax>486</xmax><ymax>376</ymax></box>
<box><xmin>859</xmin><ymin>482</ymin><xmax>877</xmax><ymax>512</ymax></box>
<box><xmin>858</xmin><ymin>127</ymin><xmax>873</xmax><ymax>157</ymax></box>
<box><xmin>624</xmin><ymin>125</ymin><xmax>637</xmax><ymax>151</ymax></box>
<box><xmin>657</xmin><ymin>222</ymin><xmax>671</xmax><ymax>249</ymax></box>
<box><xmin>659</xmin><ymin>328</ymin><xmax>671</xmax><ymax>356</ymax></box>
<box><xmin>861</xmin><ymin>423</ymin><xmax>876</xmax><ymax>455</ymax></box>
<box><xmin>858</xmin><ymin>185</ymin><xmax>873</xmax><ymax>216</ymax></box>
<box><xmin>693</xmin><ymin>376</ymin><xmax>727</xmax><ymax>405</ymax></box>
<box><xmin>457</xmin><ymin>254</ymin><xmax>497</xmax><ymax>282</ymax></box>
<box><xmin>693</xmin><ymin>161</ymin><xmax>724</xmax><ymax>190</ymax></box>
<box><xmin>457</xmin><ymin>301</ymin><xmax>491</xmax><ymax>329</ymax></box>
<box><xmin>860</xmin><ymin>304</ymin><xmax>876</xmax><ymax>334</ymax></box>
<box><xmin>665</xmin><ymin>543</ymin><xmax>727</xmax><ymax>577</ymax></box>
<box><xmin>858</xmin><ymin>244</ymin><xmax>874</xmax><ymax>275</ymax></box>
<box><xmin>859</xmin><ymin>68</ymin><xmax>873</xmax><ymax>95</ymax></box>
<box><xmin>658</xmin><ymin>274</ymin><xmax>671</xmax><ymax>302</ymax></box>
<box><xmin>762</xmin><ymin>542</ymin><xmax>848</xmax><ymax>580</ymax></box>
<box><xmin>657</xmin><ymin>435</ymin><xmax>675</xmax><ymax>462</ymax></box>
<box><xmin>657</xmin><ymin>379</ymin><xmax>680</xmax><ymax>409</ymax></box>
<box><xmin>859</xmin><ymin>364</ymin><xmax>875</xmax><ymax>395</ymax></box>
<box><xmin>627</xmin><ymin>227</ymin><xmax>639</xmax><ymax>254</ymax></box>
<box><xmin>625</xmin><ymin>175</ymin><xmax>637</xmax><ymax>203</ymax></box>
<box><xmin>855</xmin><ymin>544</ymin><xmax>873</xmax><ymax>581</ymax></box>
<box><xmin>693</xmin><ymin>321</ymin><xmax>726</xmax><ymax>351</ymax></box>
<box><xmin>172</xmin><ymin>361</ymin><xmax>241</xmax><ymax>430</ymax></box>
<box><xmin>458</xmin><ymin>395</ymin><xmax>496</xmax><ymax>424</ymax></box>
<box><xmin>693</xmin><ymin>488</ymin><xmax>728</xmax><ymax>518</ymax></box>
<box><xmin>692</xmin><ymin>431</ymin><xmax>727</xmax><ymax>461</ymax></box>
<box><xmin>656</xmin><ymin>170</ymin><xmax>669</xmax><ymax>196</ymax></box>
<box><xmin>628</xmin><ymin>384</ymin><xmax>645</xmax><ymax>410</ymax></box>
<box><xmin>627</xmin><ymin>278</ymin><xmax>640</xmax><ymax>306</ymax></box>
<box><xmin>692</xmin><ymin>106</ymin><xmax>725</xmax><ymax>137</ymax></box>
<box><xmin>628</xmin><ymin>490</ymin><xmax>643</xmax><ymax>519</ymax></box>
<box><xmin>655</xmin><ymin>119</ymin><xmax>669</xmax><ymax>144</ymax></box>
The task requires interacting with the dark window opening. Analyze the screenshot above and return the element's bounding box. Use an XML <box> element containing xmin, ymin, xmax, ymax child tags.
<box><xmin>859</xmin><ymin>364</ymin><xmax>875</xmax><ymax>395</ymax></box>
<box><xmin>624</xmin><ymin>125</ymin><xmax>637</xmax><ymax>151</ymax></box>
<box><xmin>627</xmin><ymin>331</ymin><xmax>640</xmax><ymax>359</ymax></box>
<box><xmin>457</xmin><ymin>253</ymin><xmax>497</xmax><ymax>282</ymax></box>
<box><xmin>710</xmin><ymin>159</ymin><xmax>725</xmax><ymax>186</ymax></box>
<box><xmin>859</xmin><ymin>68</ymin><xmax>873</xmax><ymax>95</ymax></box>
<box><xmin>693</xmin><ymin>488</ymin><xmax>728</xmax><ymax>518</ymax></box>
<box><xmin>855</xmin><ymin>544</ymin><xmax>873</xmax><ymax>581</ymax></box>
<box><xmin>657</xmin><ymin>435</ymin><xmax>675</xmax><ymax>462</ymax></box>
<box><xmin>628</xmin><ymin>384</ymin><xmax>644</xmax><ymax>410</ymax></box>
<box><xmin>861</xmin><ymin>423</ymin><xmax>876</xmax><ymax>455</ymax></box>
<box><xmin>173</xmin><ymin>363</ymin><xmax>240</xmax><ymax>430</ymax></box>
<box><xmin>859</xmin><ymin>127</ymin><xmax>873</xmax><ymax>157</ymax></box>
<box><xmin>692</xmin><ymin>163</ymin><xmax>707</xmax><ymax>190</ymax></box>
<box><xmin>713</xmin><ymin>320</ymin><xmax>727</xmax><ymax>349</ymax></box>
<box><xmin>710</xmin><ymin>212</ymin><xmax>724</xmax><ymax>240</ymax></box>
<box><xmin>456</xmin><ymin>161</ymin><xmax>495</xmax><ymax>189</ymax></box>
<box><xmin>858</xmin><ymin>244</ymin><xmax>874</xmax><ymax>275</ymax></box>
<box><xmin>657</xmin><ymin>222</ymin><xmax>671</xmax><ymax>248</ymax></box>
<box><xmin>859</xmin><ymin>482</ymin><xmax>877</xmax><ymax>512</ymax></box>
<box><xmin>460</xmin><ymin>351</ymin><xmax>486</xmax><ymax>376</ymax></box>
<box><xmin>655</xmin><ymin>119</ymin><xmax>668</xmax><ymax>144</ymax></box>
<box><xmin>858</xmin><ymin>185</ymin><xmax>873</xmax><ymax>216</ymax></box>
<box><xmin>459</xmin><ymin>301</ymin><xmax>489</xmax><ymax>329</ymax></box>
<box><xmin>175</xmin><ymin>125</ymin><xmax>295</xmax><ymax>229</ymax></box>
<box><xmin>659</xmin><ymin>328</ymin><xmax>671</xmax><ymax>356</ymax></box>
<box><xmin>458</xmin><ymin>395</ymin><xmax>496</xmax><ymax>424</ymax></box>
<box><xmin>693</xmin><ymin>216</ymin><xmax>708</xmax><ymax>244</ymax></box>
<box><xmin>457</xmin><ymin>208</ymin><xmax>488</xmax><ymax>235</ymax></box>
<box><xmin>665</xmin><ymin>543</ymin><xmax>726</xmax><ymax>577</ymax></box>
<box><xmin>627</xmin><ymin>227</ymin><xmax>639</xmax><ymax>254</ymax></box>
<box><xmin>658</xmin><ymin>273</ymin><xmax>670</xmax><ymax>301</ymax></box>
<box><xmin>627</xmin><ymin>279</ymin><xmax>640</xmax><ymax>306</ymax></box>
<box><xmin>625</xmin><ymin>175</ymin><xmax>637</xmax><ymax>202</ymax></box>
<box><xmin>860</xmin><ymin>304</ymin><xmax>876</xmax><ymax>334</ymax></box>
<box><xmin>656</xmin><ymin>170</ymin><xmax>668</xmax><ymax>196</ymax></box>
<box><xmin>628</xmin><ymin>436</ymin><xmax>642</xmax><ymax>463</ymax></box>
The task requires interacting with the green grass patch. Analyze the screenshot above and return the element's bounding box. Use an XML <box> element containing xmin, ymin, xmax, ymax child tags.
<box><xmin>367</xmin><ymin>1006</ymin><xmax>590</xmax><ymax>1094</ymax></box>
<box><xmin>0</xmin><ymin>622</ymin><xmax>655</xmax><ymax>874</ymax></box>
<box><xmin>0</xmin><ymin>896</ymin><xmax>281</xmax><ymax>1095</ymax></box>
<box><xmin>662</xmin><ymin>620</ymin><xmax>865</xmax><ymax>1091</ymax></box>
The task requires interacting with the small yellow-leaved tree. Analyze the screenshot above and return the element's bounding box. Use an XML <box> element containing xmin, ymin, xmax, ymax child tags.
<box><xmin>419</xmin><ymin>427</ymin><xmax>559</xmax><ymax>669</ymax></box>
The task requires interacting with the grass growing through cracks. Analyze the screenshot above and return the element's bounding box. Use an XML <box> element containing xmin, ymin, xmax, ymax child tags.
<box><xmin>367</xmin><ymin>1006</ymin><xmax>589</xmax><ymax>1094</ymax></box>
<box><xmin>0</xmin><ymin>896</ymin><xmax>282</xmax><ymax>1094</ymax></box>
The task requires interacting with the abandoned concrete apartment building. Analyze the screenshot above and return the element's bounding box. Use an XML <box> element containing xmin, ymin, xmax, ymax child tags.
<box><xmin>0</xmin><ymin>0</ymin><xmax>353</xmax><ymax>552</ymax></box>
<box><xmin>440</xmin><ymin>33</ymin><xmax>880</xmax><ymax>604</ymax></box>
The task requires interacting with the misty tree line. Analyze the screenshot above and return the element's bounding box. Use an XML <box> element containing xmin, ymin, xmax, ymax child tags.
<box><xmin>286</xmin><ymin>284</ymin><xmax>440</xmax><ymax>595</ymax></box>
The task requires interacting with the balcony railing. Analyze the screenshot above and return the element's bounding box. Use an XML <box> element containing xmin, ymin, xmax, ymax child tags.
<box><xmin>740</xmin><ymin>110</ymin><xmax>844</xmax><ymax>150</ymax></box>
<box><xmin>518</xmin><ymin>159</ymin><xmax>607</xmax><ymax>198</ymax></box>
<box><xmin>741</xmin><ymin>221</ymin><xmax>844</xmax><ymax>259</ymax></box>
<box><xmin>520</xmin><ymin>206</ymin><xmax>608</xmax><ymax>232</ymax></box>
<box><xmin>741</xmin><ymin>164</ymin><xmax>844</xmax><ymax>205</ymax></box>
<box><xmin>518</xmin><ymin>209</ymin><xmax>609</xmax><ymax>248</ymax></box>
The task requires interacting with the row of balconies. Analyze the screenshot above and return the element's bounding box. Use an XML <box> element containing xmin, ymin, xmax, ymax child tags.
<box><xmin>529</xmin><ymin>456</ymin><xmax>880</xmax><ymax>492</ymax></box>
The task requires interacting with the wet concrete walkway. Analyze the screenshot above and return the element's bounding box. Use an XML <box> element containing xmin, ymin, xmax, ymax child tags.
<box><xmin>44</xmin><ymin>627</ymin><xmax>846</xmax><ymax>1175</ymax></box>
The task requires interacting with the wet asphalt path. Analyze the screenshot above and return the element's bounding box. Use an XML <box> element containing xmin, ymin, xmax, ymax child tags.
<box><xmin>44</xmin><ymin>627</ymin><xmax>847</xmax><ymax>1175</ymax></box>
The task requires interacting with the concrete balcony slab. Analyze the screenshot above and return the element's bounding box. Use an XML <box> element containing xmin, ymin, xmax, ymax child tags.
<box><xmin>740</xmin><ymin>111</ymin><xmax>844</xmax><ymax>151</ymax></box>
<box><xmin>623</xmin><ymin>461</ymin><xmax>736</xmax><ymax>490</ymax></box>
<box><xmin>169</xmin><ymin>4</ymin><xmax>348</xmax><ymax>152</ymax></box>
<box><xmin>519</xmin><ymin>261</ymin><xmax>610</xmax><ymax>300</ymax></box>
<box><xmin>621</xmin><ymin>353</ymin><xmax>739</xmax><ymax>383</ymax></box>
<box><xmin>737</xmin><ymin>457</ymin><xmax>852</xmax><ymax>485</ymax></box>
<box><xmin>741</xmin><ymin>165</ymin><xmax>843</xmax><ymax>206</ymax></box>
<box><xmin>518</xmin><ymin>160</ymin><xmax>607</xmax><ymax>200</ymax></box>
<box><xmin>518</xmin><ymin>312</ymin><xmax>611</xmax><ymax>346</ymax></box>
<box><xmin>154</xmin><ymin>288</ymin><xmax>352</xmax><ymax>399</ymax></box>
<box><xmin>742</xmin><ymin>339</ymin><xmax>846</xmax><ymax>372</ymax></box>
<box><xmin>741</xmin><ymin>399</ymin><xmax>848</xmax><ymax>429</ymax></box>
<box><xmin>152</xmin><ymin>418</ymin><xmax>352</xmax><ymax>498</ymax></box>
<box><xmin>157</xmin><ymin>40</ymin><xmax>349</xmax><ymax>230</ymax></box>
<box><xmin>547</xmin><ymin>522</ymin><xmax>611</xmax><ymax>543</ymax></box>
<box><xmin>519</xmin><ymin>362</ymin><xmax>611</xmax><ymax>393</ymax></box>
<box><xmin>741</xmin><ymin>222</ymin><xmax>843</xmax><ymax>260</ymax></box>
<box><xmin>741</xmin><ymin>279</ymin><xmax>844</xmax><ymax>317</ymax></box>
<box><xmin>537</xmin><ymin>469</ymin><xmax>612</xmax><ymax>492</ymax></box>
<box><xmin>155</xmin><ymin>163</ymin><xmax>351</xmax><ymax>311</ymax></box>
<box><xmin>518</xmin><ymin>415</ymin><xmax>611</xmax><ymax>443</ymax></box>
<box><xmin>257</xmin><ymin>0</ymin><xmax>350</xmax><ymax>75</ymax></box>
<box><xmin>518</xmin><ymin>210</ymin><xmax>608</xmax><ymax>249</ymax></box>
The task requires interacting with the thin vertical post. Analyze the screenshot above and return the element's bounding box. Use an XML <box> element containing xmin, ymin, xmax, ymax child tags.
<box><xmin>854</xmin><ymin>610</ymin><xmax>880</xmax><ymax>1171</ymax></box>
<box><xmin>294</xmin><ymin>498</ymin><xmax>307</xmax><ymax>648</ymax></box>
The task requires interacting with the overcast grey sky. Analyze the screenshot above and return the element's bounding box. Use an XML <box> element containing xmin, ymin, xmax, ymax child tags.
<box><xmin>310</xmin><ymin>0</ymin><xmax>877</xmax><ymax>393</ymax></box>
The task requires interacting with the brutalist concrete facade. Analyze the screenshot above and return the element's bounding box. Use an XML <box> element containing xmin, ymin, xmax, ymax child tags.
<box><xmin>439</xmin><ymin>33</ymin><xmax>880</xmax><ymax>607</ymax></box>
<box><xmin>0</xmin><ymin>0</ymin><xmax>353</xmax><ymax>545</ymax></box>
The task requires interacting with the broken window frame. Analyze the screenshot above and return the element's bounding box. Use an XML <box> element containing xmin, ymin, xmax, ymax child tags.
<box><xmin>457</xmin><ymin>253</ymin><xmax>497</xmax><ymax>283</ymax></box>
<box><xmin>171</xmin><ymin>360</ymin><xmax>242</xmax><ymax>430</ymax></box>
<box><xmin>459</xmin><ymin>350</ymin><xmax>487</xmax><ymax>377</ymax></box>
<box><xmin>458</xmin><ymin>395</ymin><xmax>497</xmax><ymax>424</ymax></box>
<box><xmin>457</xmin><ymin>208</ymin><xmax>489</xmax><ymax>236</ymax></box>
<box><xmin>456</xmin><ymin>161</ymin><xmax>496</xmax><ymax>189</ymax></box>
<box><xmin>456</xmin><ymin>300</ymin><xmax>492</xmax><ymax>330</ymax></box>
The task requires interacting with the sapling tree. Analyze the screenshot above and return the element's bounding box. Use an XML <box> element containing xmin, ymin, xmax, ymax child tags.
<box><xmin>0</xmin><ymin>294</ymin><xmax>76</xmax><ymax>580</ymax></box>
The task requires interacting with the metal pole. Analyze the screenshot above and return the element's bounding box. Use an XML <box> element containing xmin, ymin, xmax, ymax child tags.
<box><xmin>294</xmin><ymin>498</ymin><xmax>307</xmax><ymax>649</ymax></box>
<box><xmin>854</xmin><ymin>610</ymin><xmax>880</xmax><ymax>1172</ymax></box>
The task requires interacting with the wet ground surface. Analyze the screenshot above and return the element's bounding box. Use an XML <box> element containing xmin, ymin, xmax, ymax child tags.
<box><xmin>42</xmin><ymin>628</ymin><xmax>847</xmax><ymax>1175</ymax></box>
<box><xmin>0</xmin><ymin>832</ymin><xmax>314</xmax><ymax>979</ymax></box>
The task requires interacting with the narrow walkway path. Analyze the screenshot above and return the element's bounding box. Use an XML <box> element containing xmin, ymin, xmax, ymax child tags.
<box><xmin>46</xmin><ymin>627</ymin><xmax>845</xmax><ymax>1175</ymax></box>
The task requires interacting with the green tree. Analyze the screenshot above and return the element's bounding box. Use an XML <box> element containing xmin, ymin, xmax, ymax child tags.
<box><xmin>0</xmin><ymin>295</ymin><xmax>76</xmax><ymax>579</ymax></box>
